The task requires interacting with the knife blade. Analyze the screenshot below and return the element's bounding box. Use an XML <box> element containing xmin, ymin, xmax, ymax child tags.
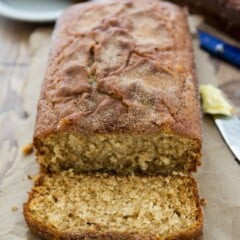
<box><xmin>214</xmin><ymin>115</ymin><xmax>240</xmax><ymax>164</ymax></box>
<box><xmin>199</xmin><ymin>84</ymin><xmax>240</xmax><ymax>164</ymax></box>
<box><xmin>198</xmin><ymin>30</ymin><xmax>240</xmax><ymax>68</ymax></box>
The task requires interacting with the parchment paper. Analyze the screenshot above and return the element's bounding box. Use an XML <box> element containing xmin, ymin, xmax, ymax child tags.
<box><xmin>1</xmin><ymin>17</ymin><xmax>240</xmax><ymax>240</ymax></box>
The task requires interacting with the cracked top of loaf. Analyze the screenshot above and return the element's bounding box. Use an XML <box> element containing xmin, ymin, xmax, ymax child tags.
<box><xmin>34</xmin><ymin>0</ymin><xmax>201</xmax><ymax>141</ymax></box>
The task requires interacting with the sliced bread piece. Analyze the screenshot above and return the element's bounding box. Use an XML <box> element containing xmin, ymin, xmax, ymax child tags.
<box><xmin>24</xmin><ymin>171</ymin><xmax>203</xmax><ymax>240</ymax></box>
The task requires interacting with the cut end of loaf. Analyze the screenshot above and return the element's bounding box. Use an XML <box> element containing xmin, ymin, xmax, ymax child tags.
<box><xmin>24</xmin><ymin>171</ymin><xmax>203</xmax><ymax>240</ymax></box>
<box><xmin>35</xmin><ymin>132</ymin><xmax>201</xmax><ymax>175</ymax></box>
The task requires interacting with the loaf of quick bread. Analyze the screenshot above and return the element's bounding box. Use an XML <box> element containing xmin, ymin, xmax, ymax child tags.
<box><xmin>34</xmin><ymin>0</ymin><xmax>202</xmax><ymax>175</ymax></box>
<box><xmin>24</xmin><ymin>1</ymin><xmax>204</xmax><ymax>239</ymax></box>
<box><xmin>24</xmin><ymin>171</ymin><xmax>203</xmax><ymax>240</ymax></box>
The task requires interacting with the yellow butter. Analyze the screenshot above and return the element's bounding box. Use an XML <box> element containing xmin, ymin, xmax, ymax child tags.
<box><xmin>199</xmin><ymin>84</ymin><xmax>233</xmax><ymax>116</ymax></box>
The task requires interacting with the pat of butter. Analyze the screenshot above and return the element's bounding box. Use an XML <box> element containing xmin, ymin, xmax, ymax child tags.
<box><xmin>200</xmin><ymin>84</ymin><xmax>233</xmax><ymax>116</ymax></box>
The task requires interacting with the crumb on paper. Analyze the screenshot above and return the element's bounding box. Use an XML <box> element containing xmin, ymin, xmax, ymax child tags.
<box><xmin>21</xmin><ymin>143</ymin><xmax>34</xmax><ymax>155</ymax></box>
<box><xmin>200</xmin><ymin>198</ymin><xmax>207</xmax><ymax>206</ymax></box>
<box><xmin>11</xmin><ymin>206</ymin><xmax>18</xmax><ymax>212</ymax></box>
<box><xmin>28</xmin><ymin>174</ymin><xmax>39</xmax><ymax>182</ymax></box>
<box><xmin>200</xmin><ymin>84</ymin><xmax>234</xmax><ymax>116</ymax></box>
<box><xmin>32</xmin><ymin>174</ymin><xmax>40</xmax><ymax>183</ymax></box>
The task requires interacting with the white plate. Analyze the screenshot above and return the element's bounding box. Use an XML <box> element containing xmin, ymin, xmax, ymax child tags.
<box><xmin>0</xmin><ymin>0</ymin><xmax>72</xmax><ymax>22</ymax></box>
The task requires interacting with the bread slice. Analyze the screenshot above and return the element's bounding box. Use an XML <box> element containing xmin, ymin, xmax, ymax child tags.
<box><xmin>24</xmin><ymin>171</ymin><xmax>203</xmax><ymax>240</ymax></box>
<box><xmin>34</xmin><ymin>0</ymin><xmax>202</xmax><ymax>175</ymax></box>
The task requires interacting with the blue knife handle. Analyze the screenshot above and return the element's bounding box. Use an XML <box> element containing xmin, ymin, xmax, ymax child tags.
<box><xmin>198</xmin><ymin>30</ymin><xmax>240</xmax><ymax>68</ymax></box>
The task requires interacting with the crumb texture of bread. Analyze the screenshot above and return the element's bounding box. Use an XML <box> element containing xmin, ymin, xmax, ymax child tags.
<box><xmin>34</xmin><ymin>0</ymin><xmax>202</xmax><ymax>174</ymax></box>
<box><xmin>24</xmin><ymin>171</ymin><xmax>203</xmax><ymax>240</ymax></box>
<box><xmin>37</xmin><ymin>133</ymin><xmax>200</xmax><ymax>174</ymax></box>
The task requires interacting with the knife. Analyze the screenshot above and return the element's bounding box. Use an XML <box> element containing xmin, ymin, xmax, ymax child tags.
<box><xmin>214</xmin><ymin>115</ymin><xmax>240</xmax><ymax>164</ymax></box>
<box><xmin>198</xmin><ymin>30</ymin><xmax>240</xmax><ymax>68</ymax></box>
<box><xmin>200</xmin><ymin>84</ymin><xmax>240</xmax><ymax>164</ymax></box>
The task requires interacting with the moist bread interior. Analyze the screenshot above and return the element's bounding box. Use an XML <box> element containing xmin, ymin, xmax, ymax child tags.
<box><xmin>36</xmin><ymin>133</ymin><xmax>201</xmax><ymax>174</ymax></box>
<box><xmin>24</xmin><ymin>172</ymin><xmax>202</xmax><ymax>238</ymax></box>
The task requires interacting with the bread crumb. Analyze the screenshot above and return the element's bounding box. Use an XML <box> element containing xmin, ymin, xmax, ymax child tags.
<box><xmin>12</xmin><ymin>206</ymin><xmax>18</xmax><ymax>212</ymax></box>
<box><xmin>27</xmin><ymin>174</ymin><xmax>39</xmax><ymax>182</ymax></box>
<box><xmin>28</xmin><ymin>174</ymin><xmax>39</xmax><ymax>182</ymax></box>
<box><xmin>200</xmin><ymin>198</ymin><xmax>207</xmax><ymax>206</ymax></box>
<box><xmin>32</xmin><ymin>174</ymin><xmax>41</xmax><ymax>183</ymax></box>
<box><xmin>21</xmin><ymin>143</ymin><xmax>33</xmax><ymax>155</ymax></box>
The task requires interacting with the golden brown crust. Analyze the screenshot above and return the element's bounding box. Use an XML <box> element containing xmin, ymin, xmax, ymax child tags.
<box><xmin>23</xmin><ymin>174</ymin><xmax>203</xmax><ymax>240</ymax></box>
<box><xmin>33</xmin><ymin>0</ymin><xmax>202</xmax><ymax>145</ymax></box>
